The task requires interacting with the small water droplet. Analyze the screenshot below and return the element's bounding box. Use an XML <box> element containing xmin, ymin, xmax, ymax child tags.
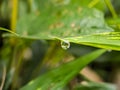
<box><xmin>108</xmin><ymin>49</ymin><xmax>112</xmax><ymax>52</ymax></box>
<box><xmin>61</xmin><ymin>40</ymin><xmax>70</xmax><ymax>50</ymax></box>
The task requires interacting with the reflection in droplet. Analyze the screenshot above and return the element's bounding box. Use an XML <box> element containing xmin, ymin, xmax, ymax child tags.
<box><xmin>61</xmin><ymin>40</ymin><xmax>70</xmax><ymax>50</ymax></box>
<box><xmin>71</xmin><ymin>23</ymin><xmax>76</xmax><ymax>28</ymax></box>
<box><xmin>107</xmin><ymin>49</ymin><xmax>112</xmax><ymax>52</ymax></box>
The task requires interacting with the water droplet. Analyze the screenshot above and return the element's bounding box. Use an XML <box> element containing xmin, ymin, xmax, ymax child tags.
<box><xmin>108</xmin><ymin>50</ymin><xmax>112</xmax><ymax>52</ymax></box>
<box><xmin>61</xmin><ymin>40</ymin><xmax>70</xmax><ymax>50</ymax></box>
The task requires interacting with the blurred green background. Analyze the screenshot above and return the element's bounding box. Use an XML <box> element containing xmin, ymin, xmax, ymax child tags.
<box><xmin>0</xmin><ymin>0</ymin><xmax>120</xmax><ymax>90</ymax></box>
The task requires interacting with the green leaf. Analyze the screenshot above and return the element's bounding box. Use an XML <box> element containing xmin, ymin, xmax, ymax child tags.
<box><xmin>74</xmin><ymin>82</ymin><xmax>116</xmax><ymax>90</ymax></box>
<box><xmin>16</xmin><ymin>7</ymin><xmax>113</xmax><ymax>39</ymax></box>
<box><xmin>2</xmin><ymin>1</ymin><xmax>120</xmax><ymax>51</ymax></box>
<box><xmin>63</xmin><ymin>32</ymin><xmax>120</xmax><ymax>51</ymax></box>
<box><xmin>15</xmin><ymin>1</ymin><xmax>118</xmax><ymax>50</ymax></box>
<box><xmin>20</xmin><ymin>49</ymin><xmax>106</xmax><ymax>90</ymax></box>
<box><xmin>107</xmin><ymin>18</ymin><xmax>120</xmax><ymax>26</ymax></box>
<box><xmin>16</xmin><ymin>0</ymin><xmax>113</xmax><ymax>39</ymax></box>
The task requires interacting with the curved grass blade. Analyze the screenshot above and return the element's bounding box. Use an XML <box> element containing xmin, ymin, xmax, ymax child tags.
<box><xmin>20</xmin><ymin>49</ymin><xmax>106</xmax><ymax>90</ymax></box>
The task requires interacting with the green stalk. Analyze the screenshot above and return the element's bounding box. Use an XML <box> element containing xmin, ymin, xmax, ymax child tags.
<box><xmin>88</xmin><ymin>0</ymin><xmax>100</xmax><ymax>8</ymax></box>
<box><xmin>11</xmin><ymin>44</ymin><xmax>25</xmax><ymax>90</ymax></box>
<box><xmin>6</xmin><ymin>0</ymin><xmax>20</xmax><ymax>89</ymax></box>
<box><xmin>11</xmin><ymin>0</ymin><xmax>18</xmax><ymax>31</ymax></box>
<box><xmin>31</xmin><ymin>41</ymin><xmax>66</xmax><ymax>79</ymax></box>
<box><xmin>5</xmin><ymin>45</ymin><xmax>18</xmax><ymax>90</ymax></box>
<box><xmin>104</xmin><ymin>0</ymin><xmax>117</xmax><ymax>18</ymax></box>
<box><xmin>31</xmin><ymin>41</ymin><xmax>57</xmax><ymax>78</ymax></box>
<box><xmin>0</xmin><ymin>65</ymin><xmax>6</xmax><ymax>90</ymax></box>
<box><xmin>5</xmin><ymin>41</ymin><xmax>26</xmax><ymax>90</ymax></box>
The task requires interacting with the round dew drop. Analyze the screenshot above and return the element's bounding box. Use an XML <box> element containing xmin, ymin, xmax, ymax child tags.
<box><xmin>107</xmin><ymin>49</ymin><xmax>112</xmax><ymax>52</ymax></box>
<box><xmin>61</xmin><ymin>40</ymin><xmax>70</xmax><ymax>50</ymax></box>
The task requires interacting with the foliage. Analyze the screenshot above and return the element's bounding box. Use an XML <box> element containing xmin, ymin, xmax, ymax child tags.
<box><xmin>20</xmin><ymin>49</ymin><xmax>106</xmax><ymax>90</ymax></box>
<box><xmin>0</xmin><ymin>0</ymin><xmax>120</xmax><ymax>90</ymax></box>
<box><xmin>74</xmin><ymin>82</ymin><xmax>116</xmax><ymax>90</ymax></box>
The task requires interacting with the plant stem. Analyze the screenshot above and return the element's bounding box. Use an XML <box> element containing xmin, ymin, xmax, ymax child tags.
<box><xmin>5</xmin><ymin>42</ymin><xmax>25</xmax><ymax>90</ymax></box>
<box><xmin>31</xmin><ymin>41</ymin><xmax>66</xmax><ymax>79</ymax></box>
<box><xmin>88</xmin><ymin>0</ymin><xmax>100</xmax><ymax>8</ymax></box>
<box><xmin>0</xmin><ymin>65</ymin><xmax>6</xmax><ymax>90</ymax></box>
<box><xmin>11</xmin><ymin>0</ymin><xmax>18</xmax><ymax>31</ymax></box>
<box><xmin>8</xmin><ymin>0</ymin><xmax>18</xmax><ymax>70</ymax></box>
<box><xmin>11</xmin><ymin>45</ymin><xmax>25</xmax><ymax>90</ymax></box>
<box><xmin>6</xmin><ymin>0</ymin><xmax>19</xmax><ymax>89</ymax></box>
<box><xmin>104</xmin><ymin>0</ymin><xmax>117</xmax><ymax>18</ymax></box>
<box><xmin>31</xmin><ymin>41</ymin><xmax>57</xmax><ymax>78</ymax></box>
